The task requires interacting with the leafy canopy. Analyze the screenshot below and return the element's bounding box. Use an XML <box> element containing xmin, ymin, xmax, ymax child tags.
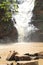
<box><xmin>0</xmin><ymin>0</ymin><xmax>18</xmax><ymax>22</ymax></box>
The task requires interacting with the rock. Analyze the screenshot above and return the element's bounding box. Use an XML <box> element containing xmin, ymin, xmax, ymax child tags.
<box><xmin>16</xmin><ymin>0</ymin><xmax>24</xmax><ymax>4</ymax></box>
<box><xmin>7</xmin><ymin>27</ymin><xmax>18</xmax><ymax>42</ymax></box>
<box><xmin>7</xmin><ymin>63</ymin><xmax>13</xmax><ymax>65</ymax></box>
<box><xmin>24</xmin><ymin>53</ymin><xmax>39</xmax><ymax>60</ymax></box>
<box><xmin>15</xmin><ymin>56</ymin><xmax>31</xmax><ymax>61</ymax></box>
<box><xmin>32</xmin><ymin>0</ymin><xmax>43</xmax><ymax>30</ymax></box>
<box><xmin>7</xmin><ymin>53</ymin><xmax>31</xmax><ymax>61</ymax></box>
<box><xmin>0</xmin><ymin>56</ymin><xmax>1</xmax><ymax>59</ymax></box>
<box><xmin>0</xmin><ymin>19</ymin><xmax>18</xmax><ymax>43</ymax></box>
<box><xmin>11</xmin><ymin>63</ymin><xmax>13</xmax><ymax>65</ymax></box>
<box><xmin>6</xmin><ymin>51</ymin><xmax>18</xmax><ymax>61</ymax></box>
<box><xmin>0</xmin><ymin>19</ymin><xmax>13</xmax><ymax>38</ymax></box>
<box><xmin>17</xmin><ymin>61</ymin><xmax>38</xmax><ymax>65</ymax></box>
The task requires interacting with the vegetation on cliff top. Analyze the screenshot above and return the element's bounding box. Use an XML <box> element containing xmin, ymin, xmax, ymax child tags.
<box><xmin>0</xmin><ymin>0</ymin><xmax>18</xmax><ymax>37</ymax></box>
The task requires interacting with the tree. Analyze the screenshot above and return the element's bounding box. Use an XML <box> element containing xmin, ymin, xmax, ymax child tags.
<box><xmin>0</xmin><ymin>0</ymin><xmax>18</xmax><ymax>38</ymax></box>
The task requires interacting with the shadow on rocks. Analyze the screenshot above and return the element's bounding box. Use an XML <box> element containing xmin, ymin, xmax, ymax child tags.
<box><xmin>0</xmin><ymin>27</ymin><xmax>18</xmax><ymax>44</ymax></box>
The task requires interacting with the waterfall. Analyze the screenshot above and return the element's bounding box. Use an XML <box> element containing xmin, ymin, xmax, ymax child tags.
<box><xmin>12</xmin><ymin>0</ymin><xmax>38</xmax><ymax>42</ymax></box>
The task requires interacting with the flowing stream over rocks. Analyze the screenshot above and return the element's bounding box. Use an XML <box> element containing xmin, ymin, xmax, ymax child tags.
<box><xmin>13</xmin><ymin>0</ymin><xmax>39</xmax><ymax>42</ymax></box>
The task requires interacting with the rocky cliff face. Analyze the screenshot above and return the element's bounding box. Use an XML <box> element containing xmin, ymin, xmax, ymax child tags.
<box><xmin>32</xmin><ymin>0</ymin><xmax>43</xmax><ymax>31</ymax></box>
<box><xmin>0</xmin><ymin>19</ymin><xmax>18</xmax><ymax>43</ymax></box>
<box><xmin>31</xmin><ymin>0</ymin><xmax>43</xmax><ymax>42</ymax></box>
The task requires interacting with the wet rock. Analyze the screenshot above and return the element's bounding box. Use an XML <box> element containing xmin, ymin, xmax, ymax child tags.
<box><xmin>7</xmin><ymin>53</ymin><xmax>31</xmax><ymax>61</ymax></box>
<box><xmin>17</xmin><ymin>61</ymin><xmax>38</xmax><ymax>65</ymax></box>
<box><xmin>7</xmin><ymin>63</ymin><xmax>13</xmax><ymax>65</ymax></box>
<box><xmin>0</xmin><ymin>56</ymin><xmax>1</xmax><ymax>59</ymax></box>
<box><xmin>11</xmin><ymin>63</ymin><xmax>13</xmax><ymax>65</ymax></box>
<box><xmin>7</xmin><ymin>27</ymin><xmax>18</xmax><ymax>42</ymax></box>
<box><xmin>0</xmin><ymin>19</ymin><xmax>18</xmax><ymax>43</ymax></box>
<box><xmin>16</xmin><ymin>0</ymin><xmax>24</xmax><ymax>4</ymax></box>
<box><xmin>7</xmin><ymin>55</ymin><xmax>31</xmax><ymax>61</ymax></box>
<box><xmin>32</xmin><ymin>0</ymin><xmax>43</xmax><ymax>30</ymax></box>
<box><xmin>6</xmin><ymin>51</ymin><xmax>18</xmax><ymax>61</ymax></box>
<box><xmin>31</xmin><ymin>0</ymin><xmax>43</xmax><ymax>42</ymax></box>
<box><xmin>24</xmin><ymin>53</ymin><xmax>39</xmax><ymax>60</ymax></box>
<box><xmin>0</xmin><ymin>20</ymin><xmax>13</xmax><ymax>38</ymax></box>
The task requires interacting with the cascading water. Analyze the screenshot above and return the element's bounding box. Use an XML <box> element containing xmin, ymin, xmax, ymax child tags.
<box><xmin>12</xmin><ymin>0</ymin><xmax>38</xmax><ymax>42</ymax></box>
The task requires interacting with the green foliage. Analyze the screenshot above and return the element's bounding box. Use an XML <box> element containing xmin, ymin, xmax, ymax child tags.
<box><xmin>0</xmin><ymin>0</ymin><xmax>18</xmax><ymax>22</ymax></box>
<box><xmin>0</xmin><ymin>0</ymin><xmax>18</xmax><ymax>36</ymax></box>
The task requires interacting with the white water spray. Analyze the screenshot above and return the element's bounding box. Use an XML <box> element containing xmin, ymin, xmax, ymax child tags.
<box><xmin>12</xmin><ymin>0</ymin><xmax>38</xmax><ymax>42</ymax></box>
